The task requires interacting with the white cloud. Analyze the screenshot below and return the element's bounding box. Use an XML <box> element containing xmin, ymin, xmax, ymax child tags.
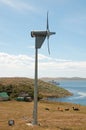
<box><xmin>38</xmin><ymin>54</ymin><xmax>51</xmax><ymax>61</ymax></box>
<box><xmin>0</xmin><ymin>0</ymin><xmax>36</xmax><ymax>12</ymax></box>
<box><xmin>0</xmin><ymin>52</ymin><xmax>86</xmax><ymax>78</ymax></box>
<box><xmin>0</xmin><ymin>52</ymin><xmax>34</xmax><ymax>77</ymax></box>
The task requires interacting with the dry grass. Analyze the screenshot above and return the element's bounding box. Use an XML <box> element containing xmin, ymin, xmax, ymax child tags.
<box><xmin>0</xmin><ymin>100</ymin><xmax>86</xmax><ymax>130</ymax></box>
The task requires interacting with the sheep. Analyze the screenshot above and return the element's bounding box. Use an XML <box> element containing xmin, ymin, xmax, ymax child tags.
<box><xmin>57</xmin><ymin>107</ymin><xmax>63</xmax><ymax>112</ymax></box>
<box><xmin>65</xmin><ymin>108</ymin><xmax>69</xmax><ymax>111</ymax></box>
<box><xmin>72</xmin><ymin>107</ymin><xmax>80</xmax><ymax>111</ymax></box>
<box><xmin>45</xmin><ymin>108</ymin><xmax>50</xmax><ymax>111</ymax></box>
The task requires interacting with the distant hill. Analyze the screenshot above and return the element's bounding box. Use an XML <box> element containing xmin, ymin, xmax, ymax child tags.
<box><xmin>41</xmin><ymin>77</ymin><xmax>86</xmax><ymax>82</ymax></box>
<box><xmin>0</xmin><ymin>77</ymin><xmax>72</xmax><ymax>99</ymax></box>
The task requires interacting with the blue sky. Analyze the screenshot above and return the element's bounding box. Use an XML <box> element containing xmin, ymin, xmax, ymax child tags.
<box><xmin>0</xmin><ymin>0</ymin><xmax>86</xmax><ymax>78</ymax></box>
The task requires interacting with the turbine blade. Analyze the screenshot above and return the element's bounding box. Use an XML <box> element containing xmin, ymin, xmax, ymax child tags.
<box><xmin>47</xmin><ymin>11</ymin><xmax>49</xmax><ymax>31</ymax></box>
<box><xmin>47</xmin><ymin>36</ymin><xmax>50</xmax><ymax>55</ymax></box>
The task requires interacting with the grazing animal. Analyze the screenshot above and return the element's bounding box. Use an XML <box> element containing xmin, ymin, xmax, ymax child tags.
<box><xmin>45</xmin><ymin>108</ymin><xmax>49</xmax><ymax>111</ymax></box>
<box><xmin>65</xmin><ymin>108</ymin><xmax>69</xmax><ymax>111</ymax></box>
<box><xmin>72</xmin><ymin>107</ymin><xmax>80</xmax><ymax>111</ymax></box>
<box><xmin>57</xmin><ymin>107</ymin><xmax>63</xmax><ymax>112</ymax></box>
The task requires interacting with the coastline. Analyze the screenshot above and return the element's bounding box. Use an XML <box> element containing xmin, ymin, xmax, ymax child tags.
<box><xmin>45</xmin><ymin>79</ymin><xmax>86</xmax><ymax>106</ymax></box>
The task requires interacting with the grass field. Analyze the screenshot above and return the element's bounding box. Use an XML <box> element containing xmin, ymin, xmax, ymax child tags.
<box><xmin>0</xmin><ymin>100</ymin><xmax>86</xmax><ymax>130</ymax></box>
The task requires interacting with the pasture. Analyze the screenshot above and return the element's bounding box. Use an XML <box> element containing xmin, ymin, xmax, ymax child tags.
<box><xmin>0</xmin><ymin>100</ymin><xmax>86</xmax><ymax>130</ymax></box>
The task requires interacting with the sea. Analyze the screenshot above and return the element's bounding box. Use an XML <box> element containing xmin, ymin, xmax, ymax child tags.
<box><xmin>48</xmin><ymin>80</ymin><xmax>86</xmax><ymax>106</ymax></box>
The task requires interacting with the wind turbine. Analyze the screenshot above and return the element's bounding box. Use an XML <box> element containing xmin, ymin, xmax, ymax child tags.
<box><xmin>31</xmin><ymin>12</ymin><xmax>56</xmax><ymax>125</ymax></box>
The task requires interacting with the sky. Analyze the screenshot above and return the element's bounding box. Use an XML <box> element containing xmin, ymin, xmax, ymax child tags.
<box><xmin>0</xmin><ymin>0</ymin><xmax>86</xmax><ymax>78</ymax></box>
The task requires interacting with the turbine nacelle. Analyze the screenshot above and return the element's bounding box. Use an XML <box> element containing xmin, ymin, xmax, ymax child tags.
<box><xmin>31</xmin><ymin>31</ymin><xmax>55</xmax><ymax>37</ymax></box>
<box><xmin>31</xmin><ymin>31</ymin><xmax>47</xmax><ymax>37</ymax></box>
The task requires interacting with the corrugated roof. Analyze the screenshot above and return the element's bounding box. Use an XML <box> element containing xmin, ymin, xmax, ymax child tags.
<box><xmin>0</xmin><ymin>92</ymin><xmax>9</xmax><ymax>98</ymax></box>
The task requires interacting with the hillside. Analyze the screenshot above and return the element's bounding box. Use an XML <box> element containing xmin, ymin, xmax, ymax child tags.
<box><xmin>0</xmin><ymin>77</ymin><xmax>72</xmax><ymax>99</ymax></box>
<box><xmin>41</xmin><ymin>77</ymin><xmax>86</xmax><ymax>81</ymax></box>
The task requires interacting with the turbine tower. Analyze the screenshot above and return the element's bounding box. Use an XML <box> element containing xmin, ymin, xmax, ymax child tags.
<box><xmin>31</xmin><ymin>12</ymin><xmax>56</xmax><ymax>125</ymax></box>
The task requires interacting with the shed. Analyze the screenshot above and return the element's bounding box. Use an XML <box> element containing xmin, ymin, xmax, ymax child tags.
<box><xmin>16</xmin><ymin>97</ymin><xmax>24</xmax><ymax>101</ymax></box>
<box><xmin>0</xmin><ymin>92</ymin><xmax>9</xmax><ymax>101</ymax></box>
<box><xmin>16</xmin><ymin>96</ymin><xmax>32</xmax><ymax>102</ymax></box>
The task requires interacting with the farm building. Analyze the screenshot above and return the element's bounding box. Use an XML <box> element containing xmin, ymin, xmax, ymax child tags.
<box><xmin>0</xmin><ymin>92</ymin><xmax>9</xmax><ymax>101</ymax></box>
<box><xmin>16</xmin><ymin>92</ymin><xmax>32</xmax><ymax>102</ymax></box>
